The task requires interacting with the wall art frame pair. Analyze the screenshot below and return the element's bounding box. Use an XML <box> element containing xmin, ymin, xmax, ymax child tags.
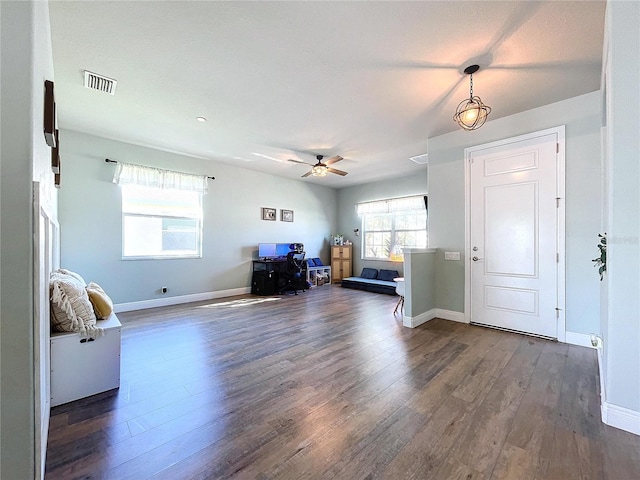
<box><xmin>261</xmin><ymin>208</ymin><xmax>294</xmax><ymax>222</ymax></box>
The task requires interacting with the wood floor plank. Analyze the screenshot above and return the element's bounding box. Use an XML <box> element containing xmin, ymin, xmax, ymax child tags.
<box><xmin>44</xmin><ymin>286</ymin><xmax>640</xmax><ymax>480</ymax></box>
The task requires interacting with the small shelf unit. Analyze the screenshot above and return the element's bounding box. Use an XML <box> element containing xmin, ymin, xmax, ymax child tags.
<box><xmin>306</xmin><ymin>265</ymin><xmax>332</xmax><ymax>287</ymax></box>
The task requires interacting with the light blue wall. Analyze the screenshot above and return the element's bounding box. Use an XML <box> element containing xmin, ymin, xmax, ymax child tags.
<box><xmin>1</xmin><ymin>1</ymin><xmax>56</xmax><ymax>477</ymax></box>
<box><xmin>404</xmin><ymin>249</ymin><xmax>436</xmax><ymax>320</ymax></box>
<box><xmin>336</xmin><ymin>169</ymin><xmax>428</xmax><ymax>276</ymax></box>
<box><xmin>601</xmin><ymin>0</ymin><xmax>639</xmax><ymax>413</ymax></box>
<box><xmin>58</xmin><ymin>130</ymin><xmax>338</xmax><ymax>304</ymax></box>
<box><xmin>428</xmin><ymin>91</ymin><xmax>602</xmax><ymax>335</ymax></box>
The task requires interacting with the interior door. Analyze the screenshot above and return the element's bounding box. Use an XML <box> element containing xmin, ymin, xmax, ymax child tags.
<box><xmin>468</xmin><ymin>130</ymin><xmax>562</xmax><ymax>338</ymax></box>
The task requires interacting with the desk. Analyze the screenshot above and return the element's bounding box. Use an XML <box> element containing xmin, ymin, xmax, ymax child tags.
<box><xmin>251</xmin><ymin>260</ymin><xmax>286</xmax><ymax>295</ymax></box>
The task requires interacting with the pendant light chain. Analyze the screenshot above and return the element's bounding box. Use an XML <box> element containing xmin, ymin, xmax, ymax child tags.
<box><xmin>469</xmin><ymin>73</ymin><xmax>474</xmax><ymax>99</ymax></box>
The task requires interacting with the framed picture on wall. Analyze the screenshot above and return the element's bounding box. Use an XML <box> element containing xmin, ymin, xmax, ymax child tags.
<box><xmin>281</xmin><ymin>209</ymin><xmax>294</xmax><ymax>222</ymax></box>
<box><xmin>44</xmin><ymin>80</ymin><xmax>56</xmax><ymax>148</ymax></box>
<box><xmin>51</xmin><ymin>129</ymin><xmax>60</xmax><ymax>174</ymax></box>
<box><xmin>261</xmin><ymin>207</ymin><xmax>276</xmax><ymax>221</ymax></box>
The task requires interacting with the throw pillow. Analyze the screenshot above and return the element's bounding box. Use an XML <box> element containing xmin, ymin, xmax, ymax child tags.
<box><xmin>378</xmin><ymin>269</ymin><xmax>400</xmax><ymax>282</ymax></box>
<box><xmin>50</xmin><ymin>270</ymin><xmax>99</xmax><ymax>337</ymax></box>
<box><xmin>58</xmin><ymin>268</ymin><xmax>87</xmax><ymax>286</ymax></box>
<box><xmin>312</xmin><ymin>258</ymin><xmax>323</xmax><ymax>266</ymax></box>
<box><xmin>360</xmin><ymin>268</ymin><xmax>378</xmax><ymax>279</ymax></box>
<box><xmin>307</xmin><ymin>258</ymin><xmax>317</xmax><ymax>267</ymax></box>
<box><xmin>86</xmin><ymin>282</ymin><xmax>114</xmax><ymax>320</ymax></box>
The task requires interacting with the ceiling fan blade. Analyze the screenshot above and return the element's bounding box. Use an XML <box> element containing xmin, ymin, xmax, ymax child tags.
<box><xmin>327</xmin><ymin>168</ymin><xmax>348</xmax><ymax>176</ymax></box>
<box><xmin>301</xmin><ymin>171</ymin><xmax>313</xmax><ymax>178</ymax></box>
<box><xmin>288</xmin><ymin>158</ymin><xmax>311</xmax><ymax>165</ymax></box>
<box><xmin>325</xmin><ymin>155</ymin><xmax>343</xmax><ymax>166</ymax></box>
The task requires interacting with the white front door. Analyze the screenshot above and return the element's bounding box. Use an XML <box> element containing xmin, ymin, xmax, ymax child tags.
<box><xmin>467</xmin><ymin>128</ymin><xmax>564</xmax><ymax>339</ymax></box>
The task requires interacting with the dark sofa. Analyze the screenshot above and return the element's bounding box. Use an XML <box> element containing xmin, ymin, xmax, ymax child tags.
<box><xmin>340</xmin><ymin>268</ymin><xmax>400</xmax><ymax>295</ymax></box>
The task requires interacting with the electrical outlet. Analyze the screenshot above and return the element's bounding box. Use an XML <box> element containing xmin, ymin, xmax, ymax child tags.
<box><xmin>161</xmin><ymin>287</ymin><xmax>168</xmax><ymax>294</ymax></box>
<box><xmin>444</xmin><ymin>251</ymin><xmax>461</xmax><ymax>261</ymax></box>
<box><xmin>590</xmin><ymin>333</ymin><xmax>599</xmax><ymax>347</ymax></box>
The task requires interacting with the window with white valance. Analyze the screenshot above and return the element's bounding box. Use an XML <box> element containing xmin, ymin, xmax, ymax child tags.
<box><xmin>356</xmin><ymin>195</ymin><xmax>427</xmax><ymax>261</ymax></box>
<box><xmin>113</xmin><ymin>162</ymin><xmax>209</xmax><ymax>194</ymax></box>
<box><xmin>113</xmin><ymin>162</ymin><xmax>206</xmax><ymax>259</ymax></box>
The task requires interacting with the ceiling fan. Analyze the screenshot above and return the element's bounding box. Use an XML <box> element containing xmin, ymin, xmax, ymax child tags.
<box><xmin>288</xmin><ymin>155</ymin><xmax>348</xmax><ymax>178</ymax></box>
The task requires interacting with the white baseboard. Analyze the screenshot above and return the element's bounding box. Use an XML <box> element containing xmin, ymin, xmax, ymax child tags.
<box><xmin>403</xmin><ymin>308</ymin><xmax>467</xmax><ymax>328</ymax></box>
<box><xmin>114</xmin><ymin>287</ymin><xmax>251</xmax><ymax>313</ymax></box>
<box><xmin>565</xmin><ymin>331</ymin><xmax>596</xmax><ymax>348</ymax></box>
<box><xmin>403</xmin><ymin>309</ymin><xmax>437</xmax><ymax>328</ymax></box>
<box><xmin>435</xmin><ymin>309</ymin><xmax>467</xmax><ymax>323</ymax></box>
<box><xmin>602</xmin><ymin>402</ymin><xmax>640</xmax><ymax>436</ymax></box>
<box><xmin>595</xmin><ymin>338</ymin><xmax>640</xmax><ymax>436</ymax></box>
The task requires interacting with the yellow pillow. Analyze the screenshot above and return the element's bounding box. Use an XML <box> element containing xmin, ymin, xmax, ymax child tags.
<box><xmin>86</xmin><ymin>282</ymin><xmax>113</xmax><ymax>320</ymax></box>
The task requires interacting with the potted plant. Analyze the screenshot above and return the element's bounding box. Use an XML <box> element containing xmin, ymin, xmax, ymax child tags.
<box><xmin>592</xmin><ymin>233</ymin><xmax>606</xmax><ymax>280</ymax></box>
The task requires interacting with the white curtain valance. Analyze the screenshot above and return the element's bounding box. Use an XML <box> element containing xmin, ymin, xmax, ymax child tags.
<box><xmin>356</xmin><ymin>195</ymin><xmax>426</xmax><ymax>215</ymax></box>
<box><xmin>113</xmin><ymin>162</ymin><xmax>208</xmax><ymax>194</ymax></box>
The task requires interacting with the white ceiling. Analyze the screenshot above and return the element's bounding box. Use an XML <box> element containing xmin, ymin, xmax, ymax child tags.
<box><xmin>49</xmin><ymin>1</ymin><xmax>605</xmax><ymax>188</ymax></box>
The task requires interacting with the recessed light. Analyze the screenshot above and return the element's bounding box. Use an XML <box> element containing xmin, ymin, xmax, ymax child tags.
<box><xmin>196</xmin><ymin>116</ymin><xmax>207</xmax><ymax>122</ymax></box>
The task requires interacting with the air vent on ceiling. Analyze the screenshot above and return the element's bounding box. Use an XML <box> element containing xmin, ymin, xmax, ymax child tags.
<box><xmin>83</xmin><ymin>71</ymin><xmax>117</xmax><ymax>95</ymax></box>
<box><xmin>409</xmin><ymin>153</ymin><xmax>429</xmax><ymax>165</ymax></box>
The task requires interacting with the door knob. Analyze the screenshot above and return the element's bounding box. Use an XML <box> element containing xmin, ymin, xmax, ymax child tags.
<box><xmin>472</xmin><ymin>256</ymin><xmax>480</xmax><ymax>261</ymax></box>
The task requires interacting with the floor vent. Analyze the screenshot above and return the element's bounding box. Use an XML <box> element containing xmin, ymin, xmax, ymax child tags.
<box><xmin>84</xmin><ymin>71</ymin><xmax>117</xmax><ymax>95</ymax></box>
<box><xmin>409</xmin><ymin>153</ymin><xmax>429</xmax><ymax>165</ymax></box>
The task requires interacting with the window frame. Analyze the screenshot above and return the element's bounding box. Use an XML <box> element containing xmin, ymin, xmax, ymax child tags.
<box><xmin>120</xmin><ymin>184</ymin><xmax>203</xmax><ymax>260</ymax></box>
<box><xmin>358</xmin><ymin>195</ymin><xmax>427</xmax><ymax>262</ymax></box>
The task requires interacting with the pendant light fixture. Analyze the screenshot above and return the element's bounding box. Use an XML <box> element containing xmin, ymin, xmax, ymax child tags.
<box><xmin>453</xmin><ymin>65</ymin><xmax>491</xmax><ymax>131</ymax></box>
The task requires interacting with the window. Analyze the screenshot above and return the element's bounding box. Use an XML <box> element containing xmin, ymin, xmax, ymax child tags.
<box><xmin>357</xmin><ymin>195</ymin><xmax>427</xmax><ymax>261</ymax></box>
<box><xmin>121</xmin><ymin>185</ymin><xmax>203</xmax><ymax>259</ymax></box>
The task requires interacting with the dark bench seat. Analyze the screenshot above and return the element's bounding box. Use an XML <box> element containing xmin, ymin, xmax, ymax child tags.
<box><xmin>341</xmin><ymin>268</ymin><xmax>399</xmax><ymax>295</ymax></box>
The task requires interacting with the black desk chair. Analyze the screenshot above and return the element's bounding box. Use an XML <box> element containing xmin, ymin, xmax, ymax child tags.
<box><xmin>278</xmin><ymin>252</ymin><xmax>307</xmax><ymax>295</ymax></box>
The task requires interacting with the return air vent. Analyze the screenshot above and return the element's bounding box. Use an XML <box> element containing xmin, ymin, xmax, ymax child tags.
<box><xmin>83</xmin><ymin>71</ymin><xmax>117</xmax><ymax>95</ymax></box>
<box><xmin>409</xmin><ymin>153</ymin><xmax>429</xmax><ymax>165</ymax></box>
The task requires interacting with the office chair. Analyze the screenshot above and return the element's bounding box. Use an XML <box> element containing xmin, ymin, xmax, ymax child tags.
<box><xmin>278</xmin><ymin>251</ymin><xmax>307</xmax><ymax>295</ymax></box>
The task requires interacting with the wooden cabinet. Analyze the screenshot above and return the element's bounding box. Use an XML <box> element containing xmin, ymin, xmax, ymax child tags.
<box><xmin>331</xmin><ymin>245</ymin><xmax>352</xmax><ymax>282</ymax></box>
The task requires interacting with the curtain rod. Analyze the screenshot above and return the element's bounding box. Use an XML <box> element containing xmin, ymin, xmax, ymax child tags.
<box><xmin>105</xmin><ymin>158</ymin><xmax>215</xmax><ymax>180</ymax></box>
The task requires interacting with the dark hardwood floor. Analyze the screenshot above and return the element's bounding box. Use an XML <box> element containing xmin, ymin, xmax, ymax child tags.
<box><xmin>45</xmin><ymin>286</ymin><xmax>640</xmax><ymax>480</ymax></box>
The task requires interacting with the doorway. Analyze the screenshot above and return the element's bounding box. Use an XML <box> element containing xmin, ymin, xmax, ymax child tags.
<box><xmin>465</xmin><ymin>127</ymin><xmax>565</xmax><ymax>340</ymax></box>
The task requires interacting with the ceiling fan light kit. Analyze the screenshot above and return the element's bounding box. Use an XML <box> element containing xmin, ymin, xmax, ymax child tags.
<box><xmin>312</xmin><ymin>164</ymin><xmax>328</xmax><ymax>176</ymax></box>
<box><xmin>453</xmin><ymin>64</ymin><xmax>492</xmax><ymax>131</ymax></box>
<box><xmin>288</xmin><ymin>155</ymin><xmax>347</xmax><ymax>178</ymax></box>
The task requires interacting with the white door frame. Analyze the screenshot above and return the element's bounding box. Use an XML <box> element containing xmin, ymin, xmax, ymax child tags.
<box><xmin>464</xmin><ymin>126</ymin><xmax>566</xmax><ymax>341</ymax></box>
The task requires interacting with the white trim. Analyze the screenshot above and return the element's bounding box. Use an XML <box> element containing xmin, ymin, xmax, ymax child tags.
<box><xmin>403</xmin><ymin>248</ymin><xmax>437</xmax><ymax>254</ymax></box>
<box><xmin>565</xmin><ymin>331</ymin><xmax>596</xmax><ymax>348</ymax></box>
<box><xmin>464</xmin><ymin>126</ymin><xmax>566</xmax><ymax>342</ymax></box>
<box><xmin>595</xmin><ymin>338</ymin><xmax>640</xmax><ymax>435</ymax></box>
<box><xmin>114</xmin><ymin>287</ymin><xmax>251</xmax><ymax>313</ymax></box>
<box><xmin>435</xmin><ymin>309</ymin><xmax>467</xmax><ymax>323</ymax></box>
<box><xmin>596</xmin><ymin>337</ymin><xmax>606</xmax><ymax>406</ymax></box>
<box><xmin>602</xmin><ymin>403</ymin><xmax>640</xmax><ymax>436</ymax></box>
<box><xmin>403</xmin><ymin>309</ymin><xmax>437</xmax><ymax>328</ymax></box>
<box><xmin>402</xmin><ymin>308</ymin><xmax>466</xmax><ymax>328</ymax></box>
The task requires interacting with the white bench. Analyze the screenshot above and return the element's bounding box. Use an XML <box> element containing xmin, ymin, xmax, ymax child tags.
<box><xmin>50</xmin><ymin>313</ymin><xmax>121</xmax><ymax>406</ymax></box>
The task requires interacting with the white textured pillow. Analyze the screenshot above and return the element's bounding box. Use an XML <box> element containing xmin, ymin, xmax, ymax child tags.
<box><xmin>50</xmin><ymin>269</ymin><xmax>100</xmax><ymax>337</ymax></box>
<box><xmin>58</xmin><ymin>268</ymin><xmax>87</xmax><ymax>286</ymax></box>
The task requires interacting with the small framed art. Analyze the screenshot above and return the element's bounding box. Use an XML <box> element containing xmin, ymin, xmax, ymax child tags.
<box><xmin>51</xmin><ymin>129</ymin><xmax>60</xmax><ymax>174</ymax></box>
<box><xmin>281</xmin><ymin>209</ymin><xmax>294</xmax><ymax>222</ymax></box>
<box><xmin>44</xmin><ymin>80</ymin><xmax>56</xmax><ymax>147</ymax></box>
<box><xmin>262</xmin><ymin>207</ymin><xmax>276</xmax><ymax>221</ymax></box>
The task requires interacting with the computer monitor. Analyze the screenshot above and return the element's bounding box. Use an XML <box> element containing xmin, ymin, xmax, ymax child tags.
<box><xmin>258</xmin><ymin>243</ymin><xmax>277</xmax><ymax>259</ymax></box>
<box><xmin>275</xmin><ymin>243</ymin><xmax>292</xmax><ymax>257</ymax></box>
